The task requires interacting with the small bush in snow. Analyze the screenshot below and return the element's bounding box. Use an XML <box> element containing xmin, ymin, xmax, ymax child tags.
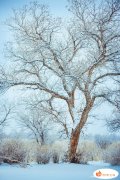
<box><xmin>62</xmin><ymin>151</ymin><xmax>69</xmax><ymax>162</ymax></box>
<box><xmin>75</xmin><ymin>150</ymin><xmax>91</xmax><ymax>164</ymax></box>
<box><xmin>0</xmin><ymin>155</ymin><xmax>2</xmax><ymax>164</ymax></box>
<box><xmin>0</xmin><ymin>139</ymin><xmax>27</xmax><ymax>164</ymax></box>
<box><xmin>52</xmin><ymin>151</ymin><xmax>59</xmax><ymax>163</ymax></box>
<box><xmin>76</xmin><ymin>141</ymin><xmax>99</xmax><ymax>164</ymax></box>
<box><xmin>103</xmin><ymin>142</ymin><xmax>120</xmax><ymax>165</ymax></box>
<box><xmin>36</xmin><ymin>146</ymin><xmax>51</xmax><ymax>164</ymax></box>
<box><xmin>51</xmin><ymin>140</ymin><xmax>68</xmax><ymax>163</ymax></box>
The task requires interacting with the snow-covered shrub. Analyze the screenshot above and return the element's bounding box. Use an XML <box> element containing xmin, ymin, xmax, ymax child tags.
<box><xmin>75</xmin><ymin>150</ymin><xmax>90</xmax><ymax>164</ymax></box>
<box><xmin>0</xmin><ymin>139</ymin><xmax>27</xmax><ymax>164</ymax></box>
<box><xmin>77</xmin><ymin>141</ymin><xmax>101</xmax><ymax>164</ymax></box>
<box><xmin>24</xmin><ymin>140</ymin><xmax>38</xmax><ymax>163</ymax></box>
<box><xmin>0</xmin><ymin>148</ymin><xmax>2</xmax><ymax>164</ymax></box>
<box><xmin>36</xmin><ymin>146</ymin><xmax>51</xmax><ymax>164</ymax></box>
<box><xmin>62</xmin><ymin>151</ymin><xmax>69</xmax><ymax>162</ymax></box>
<box><xmin>103</xmin><ymin>142</ymin><xmax>120</xmax><ymax>165</ymax></box>
<box><xmin>51</xmin><ymin>140</ymin><xmax>68</xmax><ymax>163</ymax></box>
<box><xmin>52</xmin><ymin>151</ymin><xmax>59</xmax><ymax>163</ymax></box>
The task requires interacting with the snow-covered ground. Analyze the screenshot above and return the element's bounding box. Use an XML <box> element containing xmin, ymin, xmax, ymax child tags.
<box><xmin>0</xmin><ymin>162</ymin><xmax>120</xmax><ymax>180</ymax></box>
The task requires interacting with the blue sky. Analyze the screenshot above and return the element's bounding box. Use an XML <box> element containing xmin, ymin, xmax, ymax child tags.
<box><xmin>0</xmin><ymin>0</ymin><xmax>68</xmax><ymax>17</ymax></box>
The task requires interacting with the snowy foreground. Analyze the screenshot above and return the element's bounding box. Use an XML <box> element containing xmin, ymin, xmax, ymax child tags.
<box><xmin>0</xmin><ymin>162</ymin><xmax>120</xmax><ymax>180</ymax></box>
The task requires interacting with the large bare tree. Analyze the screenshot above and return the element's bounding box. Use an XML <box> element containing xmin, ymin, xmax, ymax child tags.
<box><xmin>3</xmin><ymin>0</ymin><xmax>120</xmax><ymax>162</ymax></box>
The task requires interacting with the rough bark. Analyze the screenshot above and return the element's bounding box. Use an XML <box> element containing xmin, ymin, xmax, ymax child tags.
<box><xmin>69</xmin><ymin>127</ymin><xmax>80</xmax><ymax>163</ymax></box>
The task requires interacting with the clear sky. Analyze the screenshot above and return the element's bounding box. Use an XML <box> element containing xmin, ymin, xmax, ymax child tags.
<box><xmin>0</xmin><ymin>0</ymin><xmax>117</xmax><ymax>136</ymax></box>
<box><xmin>0</xmin><ymin>0</ymin><xmax>68</xmax><ymax>16</ymax></box>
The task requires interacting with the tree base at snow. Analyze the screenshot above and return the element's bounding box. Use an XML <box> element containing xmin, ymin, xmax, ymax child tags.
<box><xmin>62</xmin><ymin>151</ymin><xmax>88</xmax><ymax>164</ymax></box>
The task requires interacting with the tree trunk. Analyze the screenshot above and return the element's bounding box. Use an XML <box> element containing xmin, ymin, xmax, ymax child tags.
<box><xmin>68</xmin><ymin>99</ymin><xmax>95</xmax><ymax>163</ymax></box>
<box><xmin>69</xmin><ymin>127</ymin><xmax>81</xmax><ymax>163</ymax></box>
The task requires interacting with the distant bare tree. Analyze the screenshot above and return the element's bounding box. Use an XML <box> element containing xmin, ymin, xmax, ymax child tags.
<box><xmin>95</xmin><ymin>135</ymin><xmax>112</xmax><ymax>149</ymax></box>
<box><xmin>18</xmin><ymin>94</ymin><xmax>70</xmax><ymax>144</ymax></box>
<box><xmin>106</xmin><ymin>89</ymin><xmax>120</xmax><ymax>132</ymax></box>
<box><xmin>3</xmin><ymin>0</ymin><xmax>120</xmax><ymax>162</ymax></box>
<box><xmin>18</xmin><ymin>98</ymin><xmax>52</xmax><ymax>145</ymax></box>
<box><xmin>0</xmin><ymin>105</ymin><xmax>12</xmax><ymax>127</ymax></box>
<box><xmin>0</xmin><ymin>66</ymin><xmax>10</xmax><ymax>93</ymax></box>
